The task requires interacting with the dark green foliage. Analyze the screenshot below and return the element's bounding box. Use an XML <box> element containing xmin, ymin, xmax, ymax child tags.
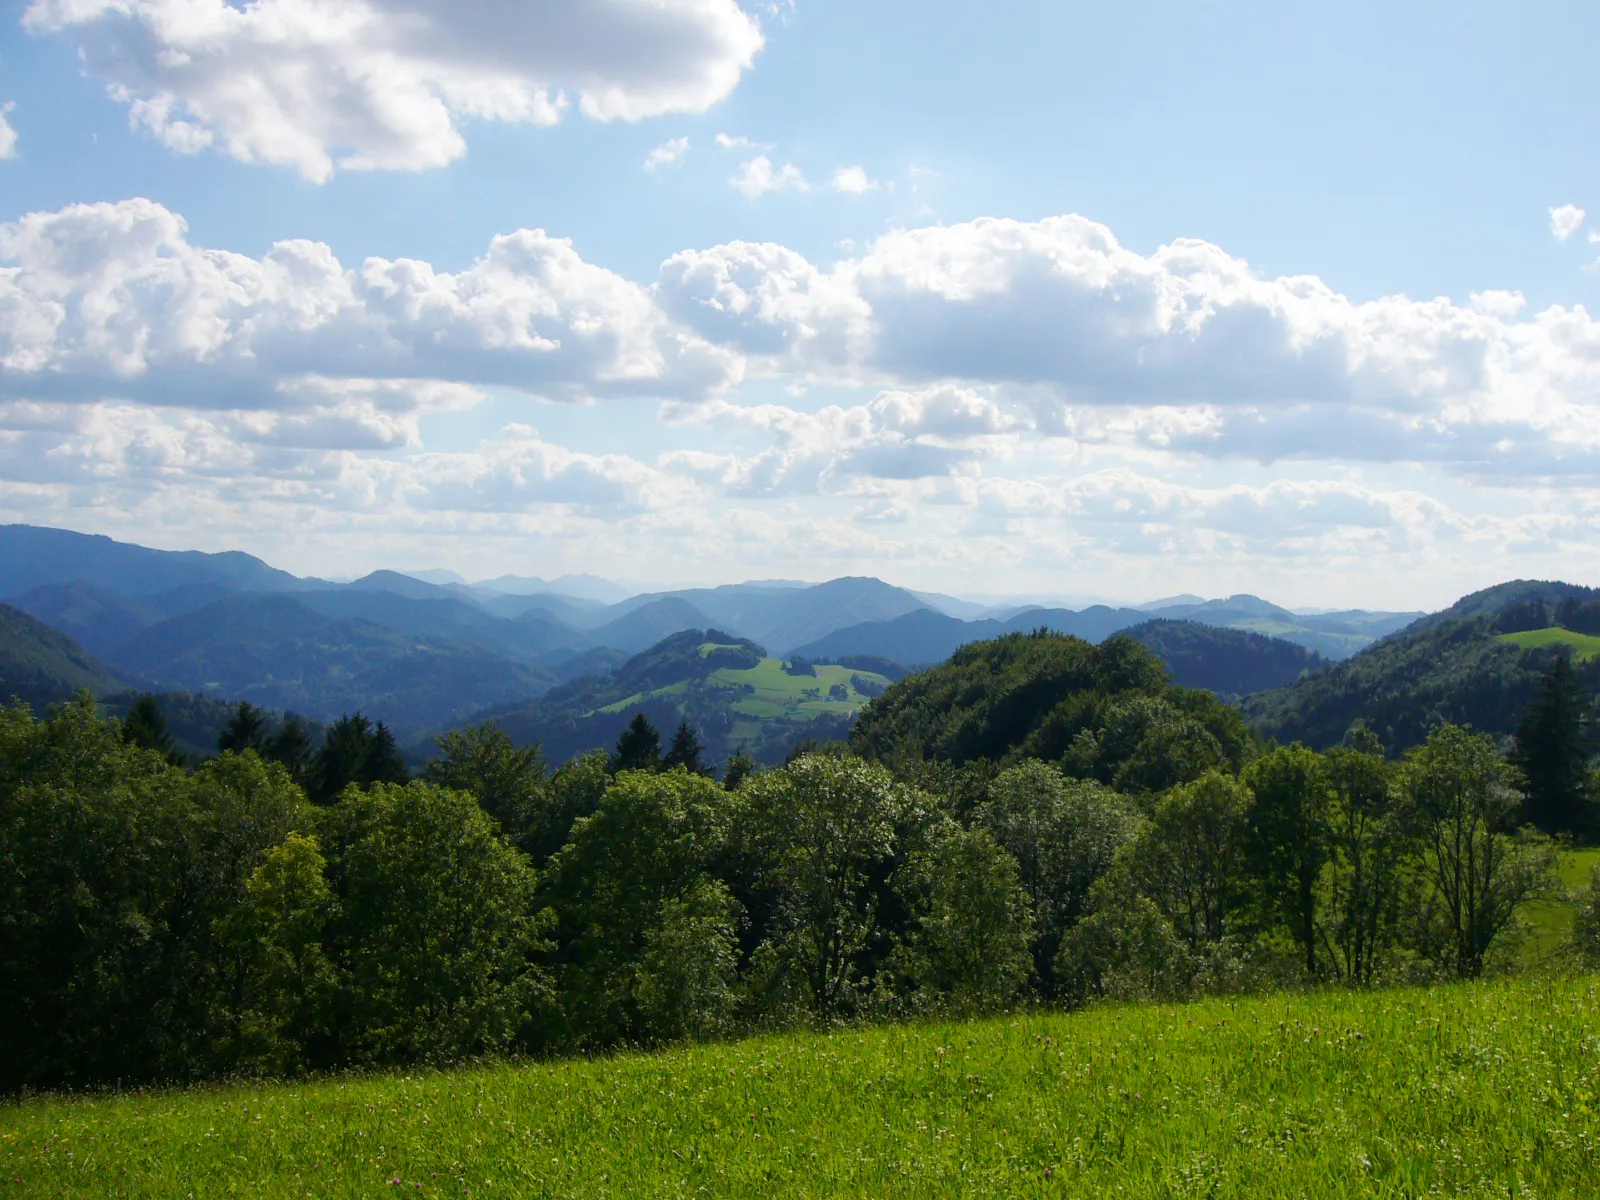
<box><xmin>121</xmin><ymin>693</ymin><xmax>185</xmax><ymax>765</ymax></box>
<box><xmin>107</xmin><ymin>594</ymin><xmax>555</xmax><ymax>734</ymax></box>
<box><xmin>1121</xmin><ymin>619</ymin><xmax>1325</xmax><ymax>697</ymax></box>
<box><xmin>721</xmin><ymin>752</ymin><xmax>756</xmax><ymax>791</ymax></box>
<box><xmin>736</xmin><ymin>754</ymin><xmax>927</xmax><ymax>1016</ymax></box>
<box><xmin>665</xmin><ymin>723</ymin><xmax>710</xmax><ymax>780</ymax></box>
<box><xmin>542</xmin><ymin>769</ymin><xmax>735</xmax><ymax>1047</ymax></box>
<box><xmin>219</xmin><ymin>701</ymin><xmax>271</xmax><ymax>754</ymax></box>
<box><xmin>662</xmin><ymin>721</ymin><xmax>708</xmax><ymax>775</ymax></box>
<box><xmin>978</xmin><ymin>761</ymin><xmax>1138</xmax><ymax>995</ymax></box>
<box><xmin>265</xmin><ymin>714</ymin><xmax>315</xmax><ymax>782</ymax></box>
<box><xmin>1555</xmin><ymin>596</ymin><xmax>1600</xmax><ymax>635</ymax></box>
<box><xmin>1244</xmin><ymin>615</ymin><xmax>1600</xmax><ymax>752</ymax></box>
<box><xmin>1511</xmin><ymin>656</ymin><xmax>1597</xmax><ymax>836</ymax></box>
<box><xmin>1321</xmin><ymin>740</ymin><xmax>1407</xmax><ymax>984</ymax></box>
<box><xmin>1242</xmin><ymin>746</ymin><xmax>1330</xmax><ymax>974</ymax></box>
<box><xmin>425</xmin><ymin>721</ymin><xmax>551</xmax><ymax>856</ymax></box>
<box><xmin>889</xmin><ymin>825</ymin><xmax>1034</xmax><ymax>1012</ymax></box>
<box><xmin>483</xmin><ymin>630</ymin><xmax>777</xmax><ymax>768</ymax></box>
<box><xmin>1398</xmin><ymin>725</ymin><xmax>1556</xmax><ymax>978</ymax></box>
<box><xmin>610</xmin><ymin>713</ymin><xmax>662</xmax><ymax>774</ymax></box>
<box><xmin>0</xmin><ymin>602</ymin><xmax>126</xmax><ymax>708</ymax></box>
<box><xmin>308</xmin><ymin>712</ymin><xmax>409</xmax><ymax>804</ymax></box>
<box><xmin>850</xmin><ymin>630</ymin><xmax>1167</xmax><ymax>766</ymax></box>
<box><xmin>315</xmin><ymin>782</ymin><xmax>548</xmax><ymax>1066</ymax></box>
<box><xmin>0</xmin><ymin>697</ymin><xmax>311</xmax><ymax>1089</ymax></box>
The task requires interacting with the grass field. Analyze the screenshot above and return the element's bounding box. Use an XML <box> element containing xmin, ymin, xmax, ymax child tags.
<box><xmin>4</xmin><ymin>976</ymin><xmax>1598</xmax><ymax>1199</ymax></box>
<box><xmin>1522</xmin><ymin>846</ymin><xmax>1600</xmax><ymax>965</ymax></box>
<box><xmin>1499</xmin><ymin>626</ymin><xmax>1600</xmax><ymax>660</ymax></box>
<box><xmin>595</xmin><ymin>660</ymin><xmax>891</xmax><ymax>721</ymax></box>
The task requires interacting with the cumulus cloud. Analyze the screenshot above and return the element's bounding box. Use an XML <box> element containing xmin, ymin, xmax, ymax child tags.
<box><xmin>831</xmin><ymin>166</ymin><xmax>879</xmax><ymax>194</ymax></box>
<box><xmin>657</xmin><ymin>214</ymin><xmax>1600</xmax><ymax>481</ymax></box>
<box><xmin>660</xmin><ymin>385</ymin><xmax>1021</xmax><ymax>495</ymax></box>
<box><xmin>730</xmin><ymin>156</ymin><xmax>808</xmax><ymax>198</ymax></box>
<box><xmin>23</xmin><ymin>0</ymin><xmax>765</xmax><ymax>182</ymax></box>
<box><xmin>0</xmin><ymin>103</ymin><xmax>16</xmax><ymax>160</ymax></box>
<box><xmin>715</xmin><ymin>132</ymin><xmax>770</xmax><ymax>151</ymax></box>
<box><xmin>643</xmin><ymin>136</ymin><xmax>691</xmax><ymax>170</ymax></box>
<box><xmin>0</xmin><ymin>197</ymin><xmax>737</xmax><ymax>410</ymax></box>
<box><xmin>1550</xmin><ymin>204</ymin><xmax>1586</xmax><ymax>241</ymax></box>
<box><xmin>13</xmin><ymin>198</ymin><xmax>1600</xmax><ymax>591</ymax></box>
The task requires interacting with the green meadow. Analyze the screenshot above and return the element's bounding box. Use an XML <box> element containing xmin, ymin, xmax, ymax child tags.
<box><xmin>1499</xmin><ymin>626</ymin><xmax>1600</xmax><ymax>660</ymax></box>
<box><xmin>597</xmin><ymin>658</ymin><xmax>889</xmax><ymax>720</ymax></box>
<box><xmin>5</xmin><ymin>975</ymin><xmax>1598</xmax><ymax>1200</ymax></box>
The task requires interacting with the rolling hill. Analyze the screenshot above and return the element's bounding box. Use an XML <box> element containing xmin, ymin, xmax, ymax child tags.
<box><xmin>480</xmin><ymin>630</ymin><xmax>893</xmax><ymax>766</ymax></box>
<box><xmin>0</xmin><ymin>602</ymin><xmax>128</xmax><ymax>708</ymax></box>
<box><xmin>1243</xmin><ymin>580</ymin><xmax>1600</xmax><ymax>751</ymax></box>
<box><xmin>1120</xmin><ymin>619</ymin><xmax>1325</xmax><ymax>696</ymax></box>
<box><xmin>0</xmin><ymin>524</ymin><xmax>313</xmax><ymax>598</ymax></box>
<box><xmin>104</xmin><ymin>595</ymin><xmax>556</xmax><ymax>733</ymax></box>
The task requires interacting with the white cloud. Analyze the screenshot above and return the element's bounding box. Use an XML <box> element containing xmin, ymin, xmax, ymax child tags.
<box><xmin>1550</xmin><ymin>204</ymin><xmax>1586</xmax><ymax>241</ymax></box>
<box><xmin>730</xmin><ymin>155</ymin><xmax>808</xmax><ymax>198</ymax></box>
<box><xmin>657</xmin><ymin>214</ymin><xmax>1600</xmax><ymax>482</ymax></box>
<box><xmin>0</xmin><ymin>198</ymin><xmax>738</xmax><ymax>408</ymax></box>
<box><xmin>831</xmin><ymin>166</ymin><xmax>879</xmax><ymax>194</ymax></box>
<box><xmin>643</xmin><ymin>136</ymin><xmax>691</xmax><ymax>170</ymax></box>
<box><xmin>715</xmin><ymin>132</ymin><xmax>771</xmax><ymax>151</ymax></box>
<box><xmin>13</xmin><ymin>200</ymin><xmax>1600</xmax><ymax>596</ymax></box>
<box><xmin>0</xmin><ymin>103</ymin><xmax>16</xmax><ymax>160</ymax></box>
<box><xmin>24</xmin><ymin>0</ymin><xmax>765</xmax><ymax>182</ymax></box>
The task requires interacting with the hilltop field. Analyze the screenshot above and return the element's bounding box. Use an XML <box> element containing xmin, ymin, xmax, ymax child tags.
<box><xmin>4</xmin><ymin>976</ymin><xmax>1597</xmax><ymax>1199</ymax></box>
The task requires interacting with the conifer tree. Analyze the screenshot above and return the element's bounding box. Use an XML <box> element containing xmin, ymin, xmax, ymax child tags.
<box><xmin>662</xmin><ymin>720</ymin><xmax>708</xmax><ymax>775</ymax></box>
<box><xmin>610</xmin><ymin>713</ymin><xmax>662</xmax><ymax>773</ymax></box>
<box><xmin>266</xmin><ymin>715</ymin><xmax>314</xmax><ymax>783</ymax></box>
<box><xmin>218</xmin><ymin>701</ymin><xmax>271</xmax><ymax>755</ymax></box>
<box><xmin>121</xmin><ymin>694</ymin><xmax>183</xmax><ymax>765</ymax></box>
<box><xmin>366</xmin><ymin>721</ymin><xmax>410</xmax><ymax>786</ymax></box>
<box><xmin>1512</xmin><ymin>656</ymin><xmax>1596</xmax><ymax>836</ymax></box>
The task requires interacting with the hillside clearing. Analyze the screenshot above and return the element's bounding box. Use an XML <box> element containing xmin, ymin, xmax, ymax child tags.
<box><xmin>1499</xmin><ymin>627</ymin><xmax>1600</xmax><ymax>660</ymax></box>
<box><xmin>4</xmin><ymin>976</ymin><xmax>1597</xmax><ymax>1199</ymax></box>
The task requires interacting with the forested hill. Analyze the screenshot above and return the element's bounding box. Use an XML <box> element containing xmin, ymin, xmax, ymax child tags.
<box><xmin>480</xmin><ymin>629</ymin><xmax>884</xmax><ymax>766</ymax></box>
<box><xmin>1243</xmin><ymin>579</ymin><xmax>1600</xmax><ymax>751</ymax></box>
<box><xmin>1122</xmin><ymin>620</ymin><xmax>1323</xmax><ymax>696</ymax></box>
<box><xmin>848</xmin><ymin>630</ymin><xmax>1252</xmax><ymax>792</ymax></box>
<box><xmin>0</xmin><ymin>602</ymin><xmax>127</xmax><ymax>706</ymax></box>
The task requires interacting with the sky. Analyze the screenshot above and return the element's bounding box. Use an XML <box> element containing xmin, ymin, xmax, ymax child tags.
<box><xmin>2</xmin><ymin>0</ymin><xmax>1600</xmax><ymax>609</ymax></box>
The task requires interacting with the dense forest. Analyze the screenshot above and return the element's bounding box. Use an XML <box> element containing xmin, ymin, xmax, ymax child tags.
<box><xmin>4</xmin><ymin>619</ymin><xmax>1598</xmax><ymax>1092</ymax></box>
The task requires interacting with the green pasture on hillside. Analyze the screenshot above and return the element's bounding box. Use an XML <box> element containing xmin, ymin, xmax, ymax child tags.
<box><xmin>1522</xmin><ymin>846</ymin><xmax>1600</xmax><ymax>965</ymax></box>
<box><xmin>5</xmin><ymin>976</ymin><xmax>1598</xmax><ymax>1199</ymax></box>
<box><xmin>712</xmin><ymin>658</ymin><xmax>889</xmax><ymax>717</ymax></box>
<box><xmin>1498</xmin><ymin>626</ymin><xmax>1600</xmax><ymax>660</ymax></box>
<box><xmin>594</xmin><ymin>660</ymin><xmax>890</xmax><ymax>720</ymax></box>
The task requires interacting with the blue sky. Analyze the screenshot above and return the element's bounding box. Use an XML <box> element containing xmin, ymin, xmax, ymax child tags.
<box><xmin>2</xmin><ymin>0</ymin><xmax>1599</xmax><ymax>608</ymax></box>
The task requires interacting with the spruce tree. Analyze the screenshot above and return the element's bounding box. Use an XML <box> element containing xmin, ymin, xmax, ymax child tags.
<box><xmin>218</xmin><ymin>701</ymin><xmax>270</xmax><ymax>755</ymax></box>
<box><xmin>365</xmin><ymin>721</ymin><xmax>410</xmax><ymax>787</ymax></box>
<box><xmin>121</xmin><ymin>694</ymin><xmax>183</xmax><ymax>765</ymax></box>
<box><xmin>266</xmin><ymin>715</ymin><xmax>313</xmax><ymax>782</ymax></box>
<box><xmin>610</xmin><ymin>713</ymin><xmax>662</xmax><ymax>773</ymax></box>
<box><xmin>1512</xmin><ymin>656</ymin><xmax>1596</xmax><ymax>835</ymax></box>
<box><xmin>662</xmin><ymin>720</ymin><xmax>708</xmax><ymax>775</ymax></box>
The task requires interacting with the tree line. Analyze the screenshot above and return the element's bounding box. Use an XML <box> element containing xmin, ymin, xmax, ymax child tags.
<box><xmin>2</xmin><ymin>631</ymin><xmax>1598</xmax><ymax>1092</ymax></box>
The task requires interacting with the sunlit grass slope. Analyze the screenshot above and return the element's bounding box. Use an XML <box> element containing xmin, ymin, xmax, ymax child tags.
<box><xmin>1523</xmin><ymin>846</ymin><xmax>1600</xmax><ymax>965</ymax></box>
<box><xmin>4</xmin><ymin>977</ymin><xmax>1598</xmax><ymax>1199</ymax></box>
<box><xmin>1499</xmin><ymin>626</ymin><xmax>1600</xmax><ymax>660</ymax></box>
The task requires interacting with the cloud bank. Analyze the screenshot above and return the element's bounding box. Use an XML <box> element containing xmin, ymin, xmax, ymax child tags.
<box><xmin>23</xmin><ymin>0</ymin><xmax>765</xmax><ymax>181</ymax></box>
<box><xmin>5</xmin><ymin>199</ymin><xmax>1600</xmax><ymax>595</ymax></box>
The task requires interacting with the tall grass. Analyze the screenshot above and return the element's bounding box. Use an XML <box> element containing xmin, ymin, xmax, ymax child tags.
<box><xmin>4</xmin><ymin>975</ymin><xmax>1597</xmax><ymax>1198</ymax></box>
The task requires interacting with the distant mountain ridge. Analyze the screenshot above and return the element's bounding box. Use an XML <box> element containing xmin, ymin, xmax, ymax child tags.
<box><xmin>0</xmin><ymin>523</ymin><xmax>1424</xmax><ymax>737</ymax></box>
<box><xmin>1243</xmin><ymin>580</ymin><xmax>1600</xmax><ymax>752</ymax></box>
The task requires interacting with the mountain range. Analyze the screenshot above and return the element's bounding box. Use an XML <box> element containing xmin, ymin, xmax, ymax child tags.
<box><xmin>0</xmin><ymin>523</ymin><xmax>1421</xmax><ymax>748</ymax></box>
